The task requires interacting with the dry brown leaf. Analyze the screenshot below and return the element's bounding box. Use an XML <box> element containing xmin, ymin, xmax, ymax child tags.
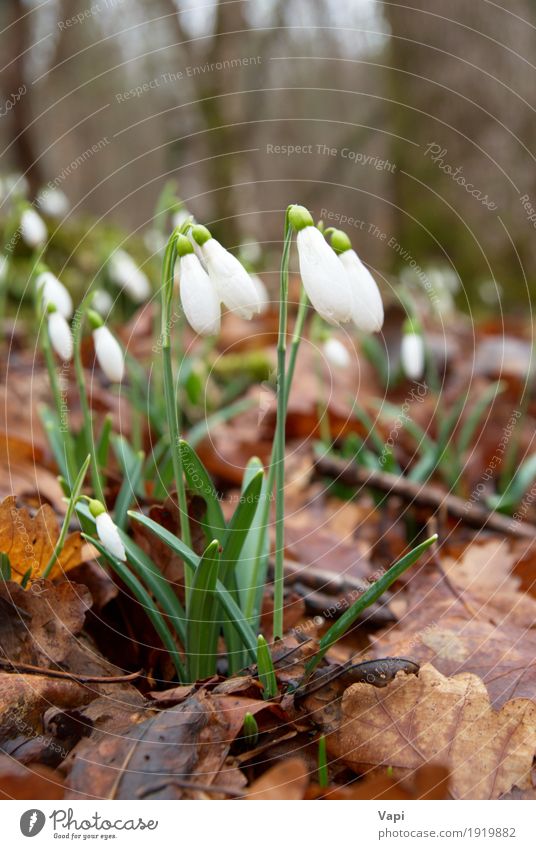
<box><xmin>243</xmin><ymin>757</ymin><xmax>310</xmax><ymax>800</ymax></box>
<box><xmin>0</xmin><ymin>496</ymin><xmax>88</xmax><ymax>582</ymax></box>
<box><xmin>327</xmin><ymin>664</ymin><xmax>536</xmax><ymax>800</ymax></box>
<box><xmin>0</xmin><ymin>754</ymin><xmax>65</xmax><ymax>799</ymax></box>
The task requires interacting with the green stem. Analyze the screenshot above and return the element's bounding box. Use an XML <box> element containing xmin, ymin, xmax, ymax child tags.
<box><xmin>42</xmin><ymin>455</ymin><xmax>91</xmax><ymax>579</ymax></box>
<box><xmin>73</xmin><ymin>302</ymin><xmax>105</xmax><ymax>502</ymax></box>
<box><xmin>42</xmin><ymin>322</ymin><xmax>77</xmax><ymax>486</ymax></box>
<box><xmin>161</xmin><ymin>232</ymin><xmax>192</xmax><ymax>554</ymax></box>
<box><xmin>245</xmin><ymin>288</ymin><xmax>308</xmax><ymax>625</ymax></box>
<box><xmin>272</xmin><ymin>210</ymin><xmax>293</xmax><ymax>640</ymax></box>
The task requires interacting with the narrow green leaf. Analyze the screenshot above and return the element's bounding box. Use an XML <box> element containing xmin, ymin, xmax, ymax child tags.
<box><xmin>221</xmin><ymin>468</ymin><xmax>264</xmax><ymax>579</ymax></box>
<box><xmin>96</xmin><ymin>414</ymin><xmax>113</xmax><ymax>469</ymax></box>
<box><xmin>187</xmin><ymin>539</ymin><xmax>221</xmax><ymax>681</ymax></box>
<box><xmin>0</xmin><ymin>552</ymin><xmax>11</xmax><ymax>581</ymax></box>
<box><xmin>257</xmin><ymin>635</ymin><xmax>278</xmax><ymax>700</ymax></box>
<box><xmin>178</xmin><ymin>439</ymin><xmax>226</xmax><ymax>536</ymax></box>
<box><xmin>85</xmin><ymin>534</ymin><xmax>186</xmax><ymax>681</ymax></box>
<box><xmin>128</xmin><ymin>510</ymin><xmax>258</xmax><ymax>659</ymax></box>
<box><xmin>118</xmin><ymin>531</ymin><xmax>186</xmax><ymax>644</ymax></box>
<box><xmin>318</xmin><ymin>735</ymin><xmax>328</xmax><ymax>789</ymax></box>
<box><xmin>42</xmin><ymin>454</ymin><xmax>91</xmax><ymax>579</ymax></box>
<box><xmin>38</xmin><ymin>405</ymin><xmax>69</xmax><ymax>480</ymax></box>
<box><xmin>242</xmin><ymin>712</ymin><xmax>259</xmax><ymax>747</ymax></box>
<box><xmin>488</xmin><ymin>453</ymin><xmax>536</xmax><ymax>514</ymax></box>
<box><xmin>304</xmin><ymin>534</ymin><xmax>438</xmax><ymax>678</ymax></box>
<box><xmin>113</xmin><ymin>444</ymin><xmax>144</xmax><ymax>530</ymax></box>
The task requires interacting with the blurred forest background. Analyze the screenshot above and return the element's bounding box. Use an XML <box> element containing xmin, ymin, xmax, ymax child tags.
<box><xmin>1</xmin><ymin>0</ymin><xmax>535</xmax><ymax>309</ymax></box>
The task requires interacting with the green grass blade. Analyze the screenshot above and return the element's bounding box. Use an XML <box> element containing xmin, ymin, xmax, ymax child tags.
<box><xmin>256</xmin><ymin>635</ymin><xmax>278</xmax><ymax>699</ymax></box>
<box><xmin>303</xmin><ymin>534</ymin><xmax>438</xmax><ymax>678</ymax></box>
<box><xmin>187</xmin><ymin>539</ymin><xmax>221</xmax><ymax>681</ymax></box>
<box><xmin>84</xmin><ymin>534</ymin><xmax>186</xmax><ymax>681</ymax></box>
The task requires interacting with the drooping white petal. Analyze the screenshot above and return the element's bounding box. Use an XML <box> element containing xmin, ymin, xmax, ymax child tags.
<box><xmin>401</xmin><ymin>333</ymin><xmax>425</xmax><ymax>380</ymax></box>
<box><xmin>48</xmin><ymin>312</ymin><xmax>73</xmax><ymax>361</ymax></box>
<box><xmin>323</xmin><ymin>337</ymin><xmax>350</xmax><ymax>369</ymax></box>
<box><xmin>36</xmin><ymin>271</ymin><xmax>73</xmax><ymax>319</ymax></box>
<box><xmin>93</xmin><ymin>325</ymin><xmax>125</xmax><ymax>382</ymax></box>
<box><xmin>201</xmin><ymin>239</ymin><xmax>261</xmax><ymax>319</ymax></box>
<box><xmin>179</xmin><ymin>253</ymin><xmax>221</xmax><ymax>336</ymax></box>
<box><xmin>108</xmin><ymin>250</ymin><xmax>151</xmax><ymax>302</ymax></box>
<box><xmin>96</xmin><ymin>512</ymin><xmax>126</xmax><ymax>561</ymax></box>
<box><xmin>250</xmin><ymin>274</ymin><xmax>269</xmax><ymax>313</ymax></box>
<box><xmin>339</xmin><ymin>249</ymin><xmax>384</xmax><ymax>333</ymax></box>
<box><xmin>296</xmin><ymin>226</ymin><xmax>353</xmax><ymax>325</ymax></box>
<box><xmin>20</xmin><ymin>209</ymin><xmax>47</xmax><ymax>248</ymax></box>
<box><xmin>37</xmin><ymin>188</ymin><xmax>69</xmax><ymax>218</ymax></box>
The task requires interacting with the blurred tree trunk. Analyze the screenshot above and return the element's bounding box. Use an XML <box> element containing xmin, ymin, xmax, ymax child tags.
<box><xmin>1</xmin><ymin>0</ymin><xmax>44</xmax><ymax>197</ymax></box>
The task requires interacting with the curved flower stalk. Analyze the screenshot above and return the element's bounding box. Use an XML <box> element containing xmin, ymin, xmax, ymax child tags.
<box><xmin>47</xmin><ymin>306</ymin><xmax>73</xmax><ymax>362</ymax></box>
<box><xmin>329</xmin><ymin>229</ymin><xmax>384</xmax><ymax>333</ymax></box>
<box><xmin>108</xmin><ymin>249</ymin><xmax>151</xmax><ymax>303</ymax></box>
<box><xmin>175</xmin><ymin>235</ymin><xmax>220</xmax><ymax>336</ymax></box>
<box><xmin>20</xmin><ymin>208</ymin><xmax>47</xmax><ymax>249</ymax></box>
<box><xmin>401</xmin><ymin>318</ymin><xmax>425</xmax><ymax>380</ymax></box>
<box><xmin>289</xmin><ymin>206</ymin><xmax>353</xmax><ymax>325</ymax></box>
<box><xmin>88</xmin><ymin>498</ymin><xmax>126</xmax><ymax>561</ymax></box>
<box><xmin>36</xmin><ymin>270</ymin><xmax>73</xmax><ymax>319</ymax></box>
<box><xmin>191</xmin><ymin>225</ymin><xmax>261</xmax><ymax>319</ymax></box>
<box><xmin>88</xmin><ymin>310</ymin><xmax>125</xmax><ymax>383</ymax></box>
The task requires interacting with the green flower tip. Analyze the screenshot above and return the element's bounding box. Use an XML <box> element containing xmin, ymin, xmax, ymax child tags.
<box><xmin>46</xmin><ymin>302</ymin><xmax>57</xmax><ymax>315</ymax></box>
<box><xmin>403</xmin><ymin>316</ymin><xmax>421</xmax><ymax>336</ymax></box>
<box><xmin>288</xmin><ymin>204</ymin><xmax>314</xmax><ymax>231</ymax></box>
<box><xmin>175</xmin><ymin>234</ymin><xmax>194</xmax><ymax>257</ymax></box>
<box><xmin>330</xmin><ymin>229</ymin><xmax>352</xmax><ymax>254</ymax></box>
<box><xmin>88</xmin><ymin>498</ymin><xmax>106</xmax><ymax>518</ymax></box>
<box><xmin>86</xmin><ymin>308</ymin><xmax>104</xmax><ymax>329</ymax></box>
<box><xmin>191</xmin><ymin>224</ymin><xmax>212</xmax><ymax>246</ymax></box>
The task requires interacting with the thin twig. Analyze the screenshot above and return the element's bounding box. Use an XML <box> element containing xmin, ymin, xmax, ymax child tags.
<box><xmin>0</xmin><ymin>656</ymin><xmax>142</xmax><ymax>683</ymax></box>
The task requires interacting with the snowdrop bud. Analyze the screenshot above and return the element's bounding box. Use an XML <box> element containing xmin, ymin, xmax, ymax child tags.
<box><xmin>47</xmin><ymin>308</ymin><xmax>73</xmax><ymax>361</ymax></box>
<box><xmin>192</xmin><ymin>226</ymin><xmax>261</xmax><ymax>320</ymax></box>
<box><xmin>108</xmin><ymin>250</ymin><xmax>151</xmax><ymax>303</ymax></box>
<box><xmin>323</xmin><ymin>337</ymin><xmax>351</xmax><ymax>369</ymax></box>
<box><xmin>20</xmin><ymin>208</ymin><xmax>47</xmax><ymax>249</ymax></box>
<box><xmin>177</xmin><ymin>235</ymin><xmax>220</xmax><ymax>336</ymax></box>
<box><xmin>91</xmin><ymin>289</ymin><xmax>113</xmax><ymax>318</ymax></box>
<box><xmin>401</xmin><ymin>322</ymin><xmax>425</xmax><ymax>380</ymax></box>
<box><xmin>37</xmin><ymin>188</ymin><xmax>69</xmax><ymax>218</ymax></box>
<box><xmin>36</xmin><ymin>271</ymin><xmax>73</xmax><ymax>319</ymax></box>
<box><xmin>290</xmin><ymin>213</ymin><xmax>353</xmax><ymax>324</ymax></box>
<box><xmin>331</xmin><ymin>230</ymin><xmax>383</xmax><ymax>333</ymax></box>
<box><xmin>92</xmin><ymin>324</ymin><xmax>125</xmax><ymax>383</ymax></box>
<box><xmin>89</xmin><ymin>500</ymin><xmax>126</xmax><ymax>561</ymax></box>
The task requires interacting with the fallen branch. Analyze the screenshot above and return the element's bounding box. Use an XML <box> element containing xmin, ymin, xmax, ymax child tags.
<box><xmin>314</xmin><ymin>455</ymin><xmax>536</xmax><ymax>539</ymax></box>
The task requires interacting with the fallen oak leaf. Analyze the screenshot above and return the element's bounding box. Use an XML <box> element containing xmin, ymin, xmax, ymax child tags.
<box><xmin>243</xmin><ymin>757</ymin><xmax>310</xmax><ymax>800</ymax></box>
<box><xmin>0</xmin><ymin>754</ymin><xmax>65</xmax><ymax>800</ymax></box>
<box><xmin>0</xmin><ymin>496</ymin><xmax>89</xmax><ymax>583</ymax></box>
<box><xmin>325</xmin><ymin>664</ymin><xmax>536</xmax><ymax>800</ymax></box>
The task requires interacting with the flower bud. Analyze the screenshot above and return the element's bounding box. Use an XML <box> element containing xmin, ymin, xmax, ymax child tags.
<box><xmin>47</xmin><ymin>309</ymin><xmax>73</xmax><ymax>361</ymax></box>
<box><xmin>92</xmin><ymin>325</ymin><xmax>125</xmax><ymax>382</ymax></box>
<box><xmin>20</xmin><ymin>209</ymin><xmax>47</xmax><ymax>249</ymax></box>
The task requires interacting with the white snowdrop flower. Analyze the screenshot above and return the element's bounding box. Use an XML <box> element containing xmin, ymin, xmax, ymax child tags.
<box><xmin>20</xmin><ymin>209</ymin><xmax>47</xmax><ymax>249</ymax></box>
<box><xmin>330</xmin><ymin>231</ymin><xmax>383</xmax><ymax>333</ymax></box>
<box><xmin>250</xmin><ymin>273</ymin><xmax>269</xmax><ymax>312</ymax></box>
<box><xmin>192</xmin><ymin>225</ymin><xmax>261</xmax><ymax>320</ymax></box>
<box><xmin>176</xmin><ymin>235</ymin><xmax>220</xmax><ymax>336</ymax></box>
<box><xmin>37</xmin><ymin>188</ymin><xmax>69</xmax><ymax>218</ymax></box>
<box><xmin>289</xmin><ymin>206</ymin><xmax>353</xmax><ymax>325</ymax></box>
<box><xmin>36</xmin><ymin>271</ymin><xmax>73</xmax><ymax>319</ymax></box>
<box><xmin>89</xmin><ymin>500</ymin><xmax>126</xmax><ymax>561</ymax></box>
<box><xmin>239</xmin><ymin>239</ymin><xmax>262</xmax><ymax>265</ymax></box>
<box><xmin>323</xmin><ymin>337</ymin><xmax>351</xmax><ymax>369</ymax></box>
<box><xmin>47</xmin><ymin>310</ymin><xmax>73</xmax><ymax>361</ymax></box>
<box><xmin>108</xmin><ymin>249</ymin><xmax>151</xmax><ymax>303</ymax></box>
<box><xmin>92</xmin><ymin>324</ymin><xmax>125</xmax><ymax>382</ymax></box>
<box><xmin>91</xmin><ymin>289</ymin><xmax>113</xmax><ymax>318</ymax></box>
<box><xmin>401</xmin><ymin>326</ymin><xmax>425</xmax><ymax>380</ymax></box>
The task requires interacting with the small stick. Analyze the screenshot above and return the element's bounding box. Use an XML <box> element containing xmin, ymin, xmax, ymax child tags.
<box><xmin>315</xmin><ymin>455</ymin><xmax>536</xmax><ymax>539</ymax></box>
<box><xmin>0</xmin><ymin>657</ymin><xmax>142</xmax><ymax>684</ymax></box>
